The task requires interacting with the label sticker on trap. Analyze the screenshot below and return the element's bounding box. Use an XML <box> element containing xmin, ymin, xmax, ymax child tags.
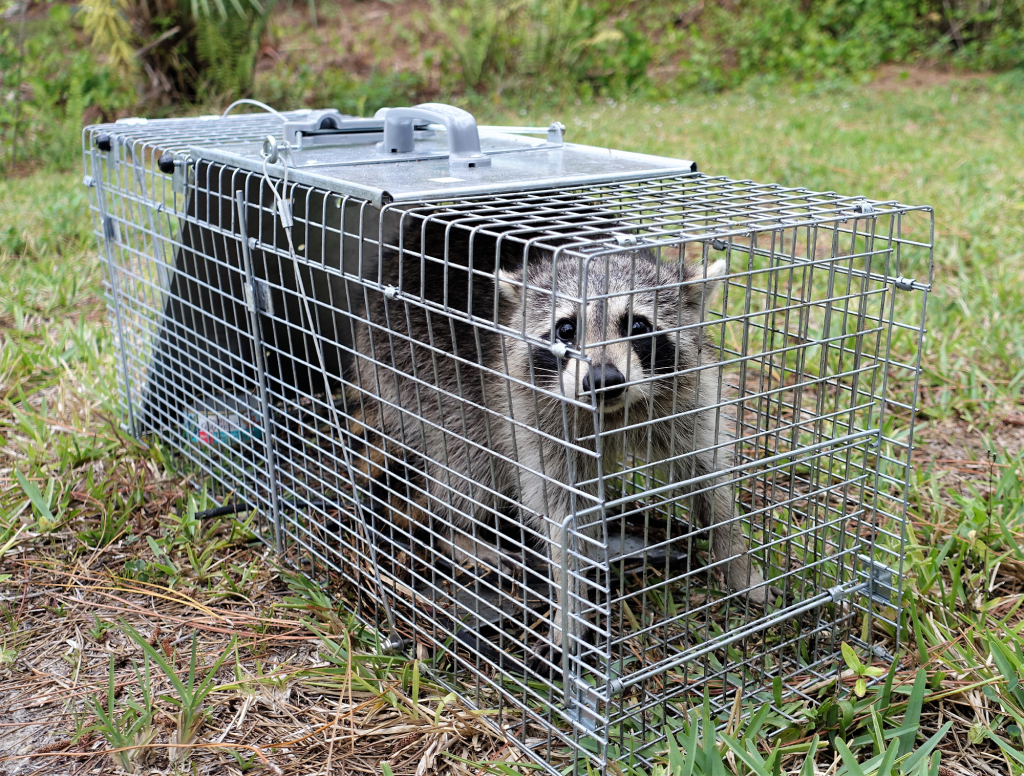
<box><xmin>187</xmin><ymin>393</ymin><xmax>263</xmax><ymax>446</ymax></box>
<box><xmin>428</xmin><ymin>176</ymin><xmax>465</xmax><ymax>183</ymax></box>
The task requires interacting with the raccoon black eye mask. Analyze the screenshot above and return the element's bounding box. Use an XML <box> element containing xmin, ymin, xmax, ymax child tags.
<box><xmin>533</xmin><ymin>314</ymin><xmax>672</xmax><ymax>402</ymax></box>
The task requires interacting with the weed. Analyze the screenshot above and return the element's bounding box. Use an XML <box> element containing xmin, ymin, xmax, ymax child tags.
<box><xmin>212</xmin><ymin>559</ymin><xmax>261</xmax><ymax>601</ymax></box>
<box><xmin>119</xmin><ymin>621</ymin><xmax>235</xmax><ymax>765</ymax></box>
<box><xmin>1</xmin><ymin>5</ymin><xmax>134</xmax><ymax>169</ymax></box>
<box><xmin>87</xmin><ymin>615</ymin><xmax>114</xmax><ymax>643</ymax></box>
<box><xmin>841</xmin><ymin>643</ymin><xmax>888</xmax><ymax>699</ymax></box>
<box><xmin>87</xmin><ymin>655</ymin><xmax>158</xmax><ymax>773</ymax></box>
<box><xmin>430</xmin><ymin>0</ymin><xmax>650</xmax><ymax>98</ymax></box>
<box><xmin>228</xmin><ymin>747</ymin><xmax>260</xmax><ymax>771</ymax></box>
<box><xmin>0</xmin><ymin>636</ymin><xmax>19</xmax><ymax>668</ymax></box>
<box><xmin>13</xmin><ymin>469</ymin><xmax>59</xmax><ymax>532</ymax></box>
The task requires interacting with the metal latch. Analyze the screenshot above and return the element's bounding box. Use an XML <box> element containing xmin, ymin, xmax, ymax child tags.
<box><xmin>860</xmin><ymin>555</ymin><xmax>894</xmax><ymax>606</ymax></box>
<box><xmin>565</xmin><ymin>676</ymin><xmax>601</xmax><ymax>733</ymax></box>
<box><xmin>282</xmin><ymin>109</ymin><xmax>432</xmax><ymax>150</ymax></box>
<box><xmin>157</xmin><ymin>152</ymin><xmax>191</xmax><ymax>193</ymax></box>
<box><xmin>244</xmin><ymin>280</ymin><xmax>273</xmax><ymax>315</ymax></box>
<box><xmin>171</xmin><ymin>165</ymin><xmax>191</xmax><ymax>194</ymax></box>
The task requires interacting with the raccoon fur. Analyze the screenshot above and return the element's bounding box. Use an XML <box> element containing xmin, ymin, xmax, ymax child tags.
<box><xmin>347</xmin><ymin>215</ymin><xmax>769</xmax><ymax>651</ymax></box>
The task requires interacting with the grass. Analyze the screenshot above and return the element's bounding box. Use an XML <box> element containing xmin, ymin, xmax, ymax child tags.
<box><xmin>1</xmin><ymin>72</ymin><xmax>1024</xmax><ymax>774</ymax></box>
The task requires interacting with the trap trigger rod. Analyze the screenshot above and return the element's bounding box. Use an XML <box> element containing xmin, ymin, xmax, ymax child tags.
<box><xmin>257</xmin><ymin>152</ymin><xmax>405</xmax><ymax>655</ymax></box>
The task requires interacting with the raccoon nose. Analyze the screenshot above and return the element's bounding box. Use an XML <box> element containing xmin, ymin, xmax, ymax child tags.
<box><xmin>582</xmin><ymin>365</ymin><xmax>627</xmax><ymax>400</ymax></box>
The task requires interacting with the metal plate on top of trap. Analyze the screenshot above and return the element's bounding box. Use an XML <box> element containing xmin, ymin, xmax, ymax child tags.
<box><xmin>191</xmin><ymin>132</ymin><xmax>697</xmax><ymax>207</ymax></box>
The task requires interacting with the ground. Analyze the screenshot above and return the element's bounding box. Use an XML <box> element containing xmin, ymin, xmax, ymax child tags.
<box><xmin>1</xmin><ymin>68</ymin><xmax>1024</xmax><ymax>775</ymax></box>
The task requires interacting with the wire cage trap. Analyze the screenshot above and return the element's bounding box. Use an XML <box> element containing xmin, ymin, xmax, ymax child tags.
<box><xmin>84</xmin><ymin>102</ymin><xmax>933</xmax><ymax>774</ymax></box>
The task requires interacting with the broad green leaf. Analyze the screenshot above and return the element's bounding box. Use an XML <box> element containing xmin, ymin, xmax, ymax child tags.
<box><xmin>875</xmin><ymin>740</ymin><xmax>899</xmax><ymax>776</ymax></box>
<box><xmin>834</xmin><ymin>737</ymin><xmax>868</xmax><ymax>776</ymax></box>
<box><xmin>679</xmin><ymin>716</ymin><xmax>698</xmax><ymax>776</ymax></box>
<box><xmin>990</xmin><ymin>637</ymin><xmax>1024</xmax><ymax>708</ymax></box>
<box><xmin>877</xmin><ymin>660</ymin><xmax>897</xmax><ymax>712</ymax></box>
<box><xmin>15</xmin><ymin>470</ymin><xmax>55</xmax><ymax>526</ymax></box>
<box><xmin>411</xmin><ymin>660</ymin><xmax>421</xmax><ymax>717</ymax></box>
<box><xmin>720</xmin><ymin>732</ymin><xmax>771</xmax><ymax>776</ymax></box>
<box><xmin>839</xmin><ymin>699</ymin><xmax>855</xmax><ymax>736</ymax></box>
<box><xmin>842</xmin><ymin>642</ymin><xmax>864</xmax><ymax>673</ymax></box>
<box><xmin>706</xmin><ymin>738</ymin><xmax>729</xmax><ymax>776</ymax></box>
<box><xmin>901</xmin><ymin>721</ymin><xmax>951</xmax><ymax>774</ymax></box>
<box><xmin>898</xmin><ymin>670</ymin><xmax>927</xmax><ymax>757</ymax></box>
<box><xmin>666</xmin><ymin>725</ymin><xmax>686</xmax><ymax>775</ymax></box>
<box><xmin>908</xmin><ymin>606</ymin><xmax>931</xmax><ymax>666</ymax></box>
<box><xmin>743</xmin><ymin>703</ymin><xmax>772</xmax><ymax>741</ymax></box>
<box><xmin>799</xmin><ymin>736</ymin><xmax>820</xmax><ymax>776</ymax></box>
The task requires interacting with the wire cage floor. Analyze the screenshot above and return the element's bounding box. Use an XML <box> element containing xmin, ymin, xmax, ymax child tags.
<box><xmin>84</xmin><ymin>108</ymin><xmax>933</xmax><ymax>775</ymax></box>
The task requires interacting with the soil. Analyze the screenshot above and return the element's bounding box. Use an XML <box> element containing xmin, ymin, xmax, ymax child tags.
<box><xmin>913</xmin><ymin>412</ymin><xmax>1024</xmax><ymax>492</ymax></box>
<box><xmin>867</xmin><ymin>63</ymin><xmax>993</xmax><ymax>91</ymax></box>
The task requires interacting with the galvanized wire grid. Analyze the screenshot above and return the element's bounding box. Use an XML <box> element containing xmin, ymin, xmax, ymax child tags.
<box><xmin>85</xmin><ymin>120</ymin><xmax>933</xmax><ymax>776</ymax></box>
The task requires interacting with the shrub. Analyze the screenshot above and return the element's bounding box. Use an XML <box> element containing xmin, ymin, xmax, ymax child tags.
<box><xmin>1</xmin><ymin>5</ymin><xmax>135</xmax><ymax>170</ymax></box>
<box><xmin>430</xmin><ymin>0</ymin><xmax>652</xmax><ymax>99</ymax></box>
<box><xmin>659</xmin><ymin>0</ymin><xmax>1024</xmax><ymax>92</ymax></box>
<box><xmin>79</xmin><ymin>0</ymin><xmax>279</xmax><ymax>103</ymax></box>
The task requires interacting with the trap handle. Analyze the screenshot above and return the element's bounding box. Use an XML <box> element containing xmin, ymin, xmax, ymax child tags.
<box><xmin>379</xmin><ymin>103</ymin><xmax>491</xmax><ymax>168</ymax></box>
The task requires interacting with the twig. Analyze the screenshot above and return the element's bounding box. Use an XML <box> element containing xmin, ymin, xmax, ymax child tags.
<box><xmin>27</xmin><ymin>563</ymin><xmax>305</xmax><ymax>628</ymax></box>
<box><xmin>16</xmin><ymin>564</ymin><xmax>31</xmax><ymax>623</ymax></box>
<box><xmin>51</xmin><ymin>595</ymin><xmax>315</xmax><ymax>642</ymax></box>
<box><xmin>133</xmin><ymin>25</ymin><xmax>180</xmax><ymax>58</ymax></box>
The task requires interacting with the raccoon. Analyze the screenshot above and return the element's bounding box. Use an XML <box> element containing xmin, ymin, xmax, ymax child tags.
<box><xmin>348</xmin><ymin>217</ymin><xmax>769</xmax><ymax>654</ymax></box>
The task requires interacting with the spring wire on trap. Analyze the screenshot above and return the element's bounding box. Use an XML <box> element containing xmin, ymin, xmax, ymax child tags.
<box><xmin>253</xmin><ymin>135</ymin><xmax>405</xmax><ymax>653</ymax></box>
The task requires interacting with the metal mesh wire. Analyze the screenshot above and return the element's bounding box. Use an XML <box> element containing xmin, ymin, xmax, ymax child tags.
<box><xmin>85</xmin><ymin>115</ymin><xmax>933</xmax><ymax>775</ymax></box>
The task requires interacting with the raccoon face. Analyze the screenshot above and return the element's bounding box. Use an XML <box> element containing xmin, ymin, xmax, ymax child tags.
<box><xmin>498</xmin><ymin>250</ymin><xmax>727</xmax><ymax>416</ymax></box>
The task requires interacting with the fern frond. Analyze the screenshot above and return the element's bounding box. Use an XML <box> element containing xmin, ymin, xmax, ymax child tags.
<box><xmin>80</xmin><ymin>0</ymin><xmax>137</xmax><ymax>73</ymax></box>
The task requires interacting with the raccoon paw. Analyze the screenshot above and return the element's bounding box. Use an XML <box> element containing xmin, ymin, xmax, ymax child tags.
<box><xmin>726</xmin><ymin>557</ymin><xmax>775</xmax><ymax>608</ymax></box>
<box><xmin>452</xmin><ymin>540</ymin><xmax>520</xmax><ymax>578</ymax></box>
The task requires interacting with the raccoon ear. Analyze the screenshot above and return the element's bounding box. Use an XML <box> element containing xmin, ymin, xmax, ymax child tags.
<box><xmin>682</xmin><ymin>259</ymin><xmax>728</xmax><ymax>308</ymax></box>
<box><xmin>497</xmin><ymin>269</ymin><xmax>523</xmax><ymax>303</ymax></box>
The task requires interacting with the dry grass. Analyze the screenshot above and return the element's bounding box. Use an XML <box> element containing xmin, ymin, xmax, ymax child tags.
<box><xmin>0</xmin><ymin>535</ymin><xmax>512</xmax><ymax>774</ymax></box>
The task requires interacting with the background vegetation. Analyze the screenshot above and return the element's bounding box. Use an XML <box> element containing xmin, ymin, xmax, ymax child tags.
<box><xmin>1</xmin><ymin>1</ymin><xmax>1024</xmax><ymax>774</ymax></box>
<box><xmin>3</xmin><ymin>0</ymin><xmax>1024</xmax><ymax>172</ymax></box>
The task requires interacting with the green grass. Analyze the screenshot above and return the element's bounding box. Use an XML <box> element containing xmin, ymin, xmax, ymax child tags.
<box><xmin>2</xmin><ymin>74</ymin><xmax>1024</xmax><ymax>773</ymax></box>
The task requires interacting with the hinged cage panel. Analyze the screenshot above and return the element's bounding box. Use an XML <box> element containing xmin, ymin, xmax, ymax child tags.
<box><xmin>85</xmin><ymin>107</ymin><xmax>933</xmax><ymax>775</ymax></box>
